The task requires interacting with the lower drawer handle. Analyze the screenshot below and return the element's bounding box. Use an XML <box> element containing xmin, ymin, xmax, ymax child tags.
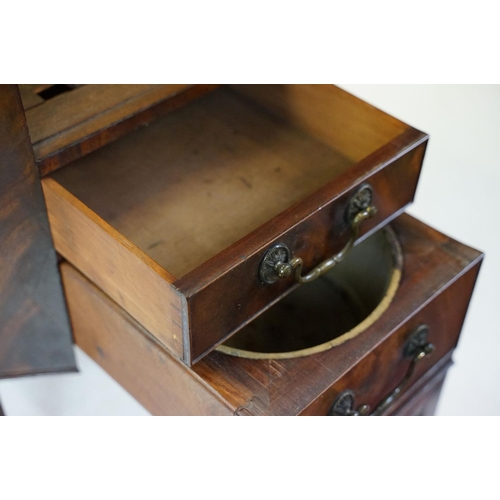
<box><xmin>329</xmin><ymin>325</ymin><xmax>435</xmax><ymax>416</ymax></box>
<box><xmin>259</xmin><ymin>184</ymin><xmax>377</xmax><ymax>285</ymax></box>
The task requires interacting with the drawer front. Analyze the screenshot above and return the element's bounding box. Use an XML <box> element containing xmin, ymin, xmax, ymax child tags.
<box><xmin>300</xmin><ymin>257</ymin><xmax>481</xmax><ymax>416</ymax></box>
<box><xmin>386</xmin><ymin>356</ymin><xmax>451</xmax><ymax>416</ymax></box>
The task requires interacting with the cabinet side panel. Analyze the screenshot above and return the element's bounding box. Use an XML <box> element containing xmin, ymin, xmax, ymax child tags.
<box><xmin>61</xmin><ymin>264</ymin><xmax>232</xmax><ymax>416</ymax></box>
<box><xmin>0</xmin><ymin>85</ymin><xmax>76</xmax><ymax>378</ymax></box>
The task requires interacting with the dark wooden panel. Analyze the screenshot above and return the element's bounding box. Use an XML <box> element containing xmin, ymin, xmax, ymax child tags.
<box><xmin>0</xmin><ymin>84</ymin><xmax>76</xmax><ymax>378</ymax></box>
<box><xmin>178</xmin><ymin>129</ymin><xmax>428</xmax><ymax>364</ymax></box>
<box><xmin>300</xmin><ymin>265</ymin><xmax>476</xmax><ymax>416</ymax></box>
<box><xmin>387</xmin><ymin>355</ymin><xmax>452</xmax><ymax>416</ymax></box>
<box><xmin>394</xmin><ymin>377</ymin><xmax>446</xmax><ymax>416</ymax></box>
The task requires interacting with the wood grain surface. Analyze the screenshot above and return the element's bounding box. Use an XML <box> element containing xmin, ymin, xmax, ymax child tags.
<box><xmin>0</xmin><ymin>85</ymin><xmax>76</xmax><ymax>378</ymax></box>
<box><xmin>51</xmin><ymin>86</ymin><xmax>354</xmax><ymax>278</ymax></box>
<box><xmin>61</xmin><ymin>263</ymin><xmax>231</xmax><ymax>416</ymax></box>
<box><xmin>18</xmin><ymin>84</ymin><xmax>48</xmax><ymax>110</ymax></box>
<box><xmin>387</xmin><ymin>355</ymin><xmax>452</xmax><ymax>416</ymax></box>
<box><xmin>231</xmin><ymin>84</ymin><xmax>409</xmax><ymax>162</ymax></box>
<box><xmin>22</xmin><ymin>84</ymin><xmax>219</xmax><ymax>176</ymax></box>
<box><xmin>65</xmin><ymin>214</ymin><xmax>482</xmax><ymax>415</ymax></box>
<box><xmin>42</xmin><ymin>178</ymin><xmax>184</xmax><ymax>359</ymax></box>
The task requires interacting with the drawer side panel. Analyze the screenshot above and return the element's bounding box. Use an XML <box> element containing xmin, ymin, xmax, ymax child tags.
<box><xmin>43</xmin><ymin>178</ymin><xmax>184</xmax><ymax>359</ymax></box>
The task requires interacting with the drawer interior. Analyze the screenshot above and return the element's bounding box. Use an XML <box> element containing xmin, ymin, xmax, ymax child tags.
<box><xmin>49</xmin><ymin>85</ymin><xmax>409</xmax><ymax>279</ymax></box>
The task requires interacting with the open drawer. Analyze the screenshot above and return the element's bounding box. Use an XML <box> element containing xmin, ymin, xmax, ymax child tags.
<box><xmin>42</xmin><ymin>85</ymin><xmax>428</xmax><ymax>365</ymax></box>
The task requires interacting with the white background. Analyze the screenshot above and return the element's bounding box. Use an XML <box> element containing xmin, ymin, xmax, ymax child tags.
<box><xmin>1</xmin><ymin>85</ymin><xmax>499</xmax><ymax>415</ymax></box>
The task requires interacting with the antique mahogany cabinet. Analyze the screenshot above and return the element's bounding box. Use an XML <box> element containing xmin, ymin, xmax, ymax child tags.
<box><xmin>0</xmin><ymin>84</ymin><xmax>483</xmax><ymax>416</ymax></box>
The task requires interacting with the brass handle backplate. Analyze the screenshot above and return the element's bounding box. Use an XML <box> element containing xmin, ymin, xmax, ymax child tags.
<box><xmin>329</xmin><ymin>325</ymin><xmax>435</xmax><ymax>416</ymax></box>
<box><xmin>259</xmin><ymin>184</ymin><xmax>377</xmax><ymax>285</ymax></box>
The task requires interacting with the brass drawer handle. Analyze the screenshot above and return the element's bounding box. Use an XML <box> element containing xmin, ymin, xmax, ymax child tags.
<box><xmin>259</xmin><ymin>184</ymin><xmax>377</xmax><ymax>285</ymax></box>
<box><xmin>329</xmin><ymin>325</ymin><xmax>435</xmax><ymax>416</ymax></box>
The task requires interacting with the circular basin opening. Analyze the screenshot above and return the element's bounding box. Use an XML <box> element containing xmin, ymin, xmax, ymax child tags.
<box><xmin>217</xmin><ymin>226</ymin><xmax>403</xmax><ymax>359</ymax></box>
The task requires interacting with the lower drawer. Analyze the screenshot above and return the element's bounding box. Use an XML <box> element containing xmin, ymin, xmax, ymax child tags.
<box><xmin>386</xmin><ymin>354</ymin><xmax>452</xmax><ymax>416</ymax></box>
<box><xmin>61</xmin><ymin>214</ymin><xmax>482</xmax><ymax>415</ymax></box>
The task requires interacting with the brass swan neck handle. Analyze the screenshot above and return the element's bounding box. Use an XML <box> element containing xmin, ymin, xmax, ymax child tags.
<box><xmin>259</xmin><ymin>184</ymin><xmax>376</xmax><ymax>285</ymax></box>
<box><xmin>329</xmin><ymin>325</ymin><xmax>435</xmax><ymax>416</ymax></box>
<box><xmin>275</xmin><ymin>205</ymin><xmax>376</xmax><ymax>284</ymax></box>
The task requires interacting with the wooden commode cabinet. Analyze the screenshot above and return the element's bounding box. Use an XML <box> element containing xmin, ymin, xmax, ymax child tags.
<box><xmin>0</xmin><ymin>84</ymin><xmax>483</xmax><ymax>415</ymax></box>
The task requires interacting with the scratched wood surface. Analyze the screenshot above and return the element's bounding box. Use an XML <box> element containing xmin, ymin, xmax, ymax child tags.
<box><xmin>0</xmin><ymin>85</ymin><xmax>76</xmax><ymax>378</ymax></box>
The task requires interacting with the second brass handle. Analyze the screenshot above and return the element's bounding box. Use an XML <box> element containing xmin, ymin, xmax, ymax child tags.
<box><xmin>329</xmin><ymin>325</ymin><xmax>435</xmax><ymax>416</ymax></box>
<box><xmin>259</xmin><ymin>184</ymin><xmax>377</xmax><ymax>285</ymax></box>
<box><xmin>370</xmin><ymin>341</ymin><xmax>434</xmax><ymax>415</ymax></box>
